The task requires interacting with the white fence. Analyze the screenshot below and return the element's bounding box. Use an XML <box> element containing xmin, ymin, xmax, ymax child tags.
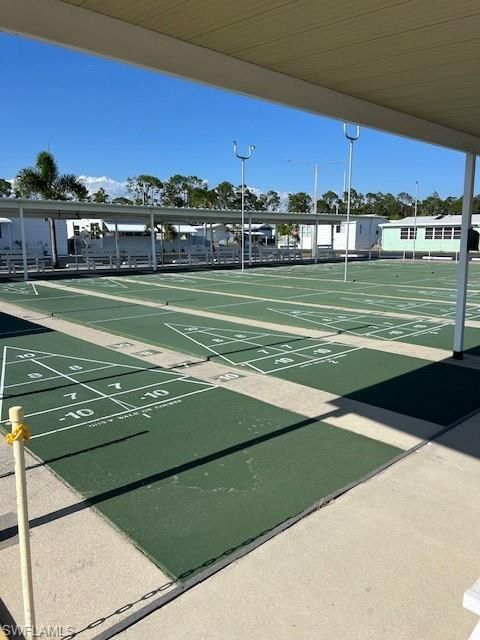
<box><xmin>0</xmin><ymin>245</ymin><xmax>305</xmax><ymax>276</ymax></box>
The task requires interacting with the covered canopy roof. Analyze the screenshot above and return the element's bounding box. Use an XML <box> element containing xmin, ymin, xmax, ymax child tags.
<box><xmin>0</xmin><ymin>198</ymin><xmax>379</xmax><ymax>226</ymax></box>
<box><xmin>1</xmin><ymin>0</ymin><xmax>480</xmax><ymax>153</ymax></box>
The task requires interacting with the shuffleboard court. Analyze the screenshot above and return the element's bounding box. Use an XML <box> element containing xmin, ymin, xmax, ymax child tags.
<box><xmin>56</xmin><ymin>270</ymin><xmax>480</xmax><ymax>320</ymax></box>
<box><xmin>0</xmin><ymin>311</ymin><xmax>402</xmax><ymax>580</ymax></box>
<box><xmin>69</xmin><ymin>272</ymin><xmax>480</xmax><ymax>312</ymax></box>
<box><xmin>29</xmin><ymin>277</ymin><xmax>480</xmax><ymax>354</ymax></box>
<box><xmin>2</xmin><ymin>285</ymin><xmax>480</xmax><ymax>426</ymax></box>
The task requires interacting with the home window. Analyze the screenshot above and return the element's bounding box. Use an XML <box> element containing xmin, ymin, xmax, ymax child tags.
<box><xmin>443</xmin><ymin>227</ymin><xmax>453</xmax><ymax>240</ymax></box>
<box><xmin>425</xmin><ymin>227</ymin><xmax>434</xmax><ymax>239</ymax></box>
<box><xmin>434</xmin><ymin>227</ymin><xmax>443</xmax><ymax>239</ymax></box>
<box><xmin>335</xmin><ymin>225</ymin><xmax>341</xmax><ymax>233</ymax></box>
<box><xmin>400</xmin><ymin>227</ymin><xmax>417</xmax><ymax>239</ymax></box>
<box><xmin>453</xmin><ymin>227</ymin><xmax>461</xmax><ymax>239</ymax></box>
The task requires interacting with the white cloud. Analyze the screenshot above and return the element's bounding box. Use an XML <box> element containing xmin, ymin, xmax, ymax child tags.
<box><xmin>78</xmin><ymin>175</ymin><xmax>128</xmax><ymax>198</ymax></box>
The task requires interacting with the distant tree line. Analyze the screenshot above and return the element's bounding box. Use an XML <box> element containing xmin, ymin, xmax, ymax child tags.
<box><xmin>2</xmin><ymin>151</ymin><xmax>480</xmax><ymax>222</ymax></box>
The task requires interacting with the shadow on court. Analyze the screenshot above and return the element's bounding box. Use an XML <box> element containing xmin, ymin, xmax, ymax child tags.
<box><xmin>0</xmin><ymin>312</ymin><xmax>54</xmax><ymax>339</ymax></box>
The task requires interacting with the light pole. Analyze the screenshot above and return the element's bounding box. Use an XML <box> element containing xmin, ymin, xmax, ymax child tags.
<box><xmin>233</xmin><ymin>141</ymin><xmax>255</xmax><ymax>273</ymax></box>
<box><xmin>412</xmin><ymin>180</ymin><xmax>419</xmax><ymax>261</ymax></box>
<box><xmin>343</xmin><ymin>123</ymin><xmax>360</xmax><ymax>282</ymax></box>
<box><xmin>286</xmin><ymin>159</ymin><xmax>346</xmax><ymax>261</ymax></box>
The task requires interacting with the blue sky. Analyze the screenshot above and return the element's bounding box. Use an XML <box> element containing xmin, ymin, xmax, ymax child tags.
<box><xmin>0</xmin><ymin>32</ymin><xmax>475</xmax><ymax>199</ymax></box>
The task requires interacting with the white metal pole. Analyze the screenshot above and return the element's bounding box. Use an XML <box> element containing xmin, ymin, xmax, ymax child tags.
<box><xmin>150</xmin><ymin>212</ymin><xmax>157</xmax><ymax>271</ymax></box>
<box><xmin>160</xmin><ymin>222</ymin><xmax>164</xmax><ymax>264</ymax></box>
<box><xmin>233</xmin><ymin>141</ymin><xmax>255</xmax><ymax>274</ymax></box>
<box><xmin>19</xmin><ymin>206</ymin><xmax>28</xmax><ymax>282</ymax></box>
<box><xmin>412</xmin><ymin>181</ymin><xmax>419</xmax><ymax>261</ymax></box>
<box><xmin>313</xmin><ymin>164</ymin><xmax>319</xmax><ymax>263</ymax></box>
<box><xmin>343</xmin><ymin>124</ymin><xmax>360</xmax><ymax>282</ymax></box>
<box><xmin>453</xmin><ymin>152</ymin><xmax>476</xmax><ymax>359</ymax></box>
<box><xmin>248</xmin><ymin>211</ymin><xmax>252</xmax><ymax>266</ymax></box>
<box><xmin>9</xmin><ymin>406</ymin><xmax>36</xmax><ymax>640</ymax></box>
<box><xmin>210</xmin><ymin>222</ymin><xmax>213</xmax><ymax>264</ymax></box>
<box><xmin>114</xmin><ymin>222</ymin><xmax>120</xmax><ymax>268</ymax></box>
<box><xmin>241</xmin><ymin>159</ymin><xmax>245</xmax><ymax>273</ymax></box>
<box><xmin>344</xmin><ymin>140</ymin><xmax>353</xmax><ymax>281</ymax></box>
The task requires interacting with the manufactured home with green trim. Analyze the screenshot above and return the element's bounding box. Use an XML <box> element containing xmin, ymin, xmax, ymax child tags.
<box><xmin>380</xmin><ymin>214</ymin><xmax>480</xmax><ymax>252</ymax></box>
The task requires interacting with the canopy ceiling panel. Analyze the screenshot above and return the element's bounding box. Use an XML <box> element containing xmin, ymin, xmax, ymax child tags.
<box><xmin>1</xmin><ymin>0</ymin><xmax>480</xmax><ymax>152</ymax></box>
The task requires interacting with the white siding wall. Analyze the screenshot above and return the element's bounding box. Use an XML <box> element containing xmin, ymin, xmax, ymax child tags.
<box><xmin>1</xmin><ymin>219</ymin><xmax>67</xmax><ymax>254</ymax></box>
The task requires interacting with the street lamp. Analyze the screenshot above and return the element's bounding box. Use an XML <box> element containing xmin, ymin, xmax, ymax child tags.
<box><xmin>286</xmin><ymin>159</ymin><xmax>347</xmax><ymax>262</ymax></box>
<box><xmin>343</xmin><ymin>123</ymin><xmax>360</xmax><ymax>282</ymax></box>
<box><xmin>233</xmin><ymin>141</ymin><xmax>255</xmax><ymax>273</ymax></box>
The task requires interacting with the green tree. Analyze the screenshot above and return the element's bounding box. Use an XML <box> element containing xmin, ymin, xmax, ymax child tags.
<box><xmin>127</xmin><ymin>175</ymin><xmax>163</xmax><ymax>205</ymax></box>
<box><xmin>15</xmin><ymin>151</ymin><xmax>88</xmax><ymax>266</ymax></box>
<box><xmin>287</xmin><ymin>192</ymin><xmax>312</xmax><ymax>213</ymax></box>
<box><xmin>420</xmin><ymin>191</ymin><xmax>444</xmax><ymax>216</ymax></box>
<box><xmin>215</xmin><ymin>181</ymin><xmax>237</xmax><ymax>209</ymax></box>
<box><xmin>161</xmin><ymin>175</ymin><xmax>206</xmax><ymax>207</ymax></box>
<box><xmin>256</xmin><ymin>190</ymin><xmax>281</xmax><ymax>211</ymax></box>
<box><xmin>111</xmin><ymin>196</ymin><xmax>133</xmax><ymax>205</ymax></box>
<box><xmin>0</xmin><ymin>178</ymin><xmax>12</xmax><ymax>197</ymax></box>
<box><xmin>91</xmin><ymin>187</ymin><xmax>109</xmax><ymax>203</ymax></box>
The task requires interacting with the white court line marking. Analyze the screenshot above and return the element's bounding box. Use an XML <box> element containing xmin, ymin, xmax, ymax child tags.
<box><xmin>33</xmin><ymin>359</ymin><xmax>138</xmax><ymax>412</ymax></box>
<box><xmin>7</xmin><ymin>353</ymin><xmax>59</xmax><ymax>366</ymax></box>
<box><xmin>167</xmin><ymin>321</ymin><xmax>353</xmax><ymax>373</ymax></box>
<box><xmin>4</xmin><ymin>345</ymin><xmax>181</xmax><ymax>376</ymax></box>
<box><xmin>5</xmin><ymin>364</ymin><xmax>118</xmax><ymax>388</ymax></box>
<box><xmin>90</xmin><ymin>310</ymin><xmax>174</xmax><ymax>323</ymax></box>
<box><xmin>24</xmin><ymin>377</ymin><xmax>189</xmax><ymax>418</ymax></box>
<box><xmin>241</xmin><ymin>341</ymin><xmax>341</xmax><ymax>365</ymax></box>
<box><xmin>32</xmin><ymin>386</ymin><xmax>217</xmax><ymax>439</ymax></box>
<box><xmin>259</xmin><ymin>346</ymin><xmax>362</xmax><ymax>375</ymax></box>
<box><xmin>167</xmin><ymin>323</ymin><xmax>311</xmax><ymax>361</ymax></box>
<box><xmin>166</xmin><ymin>324</ymin><xmax>237</xmax><ymax>365</ymax></box>
<box><xmin>208</xmin><ymin>299</ymin><xmax>261</xmax><ymax>310</ymax></box>
<box><xmin>191</xmin><ymin>328</ymin><xmax>295</xmax><ymax>351</ymax></box>
<box><xmin>30</xmin><ymin>282</ymin><xmax>38</xmax><ymax>296</ymax></box>
<box><xmin>268</xmin><ymin>308</ymin><xmax>451</xmax><ymax>341</ymax></box>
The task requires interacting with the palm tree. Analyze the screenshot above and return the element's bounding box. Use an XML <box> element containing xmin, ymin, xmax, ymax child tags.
<box><xmin>15</xmin><ymin>151</ymin><xmax>88</xmax><ymax>267</ymax></box>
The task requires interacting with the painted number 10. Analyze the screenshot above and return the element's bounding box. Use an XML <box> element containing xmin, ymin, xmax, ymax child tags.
<box><xmin>64</xmin><ymin>408</ymin><xmax>94</xmax><ymax>420</ymax></box>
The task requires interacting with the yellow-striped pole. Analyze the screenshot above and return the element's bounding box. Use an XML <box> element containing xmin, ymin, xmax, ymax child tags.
<box><xmin>7</xmin><ymin>406</ymin><xmax>35</xmax><ymax>640</ymax></box>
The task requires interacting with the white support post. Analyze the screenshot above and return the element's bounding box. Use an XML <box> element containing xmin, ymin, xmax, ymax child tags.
<box><xmin>114</xmin><ymin>222</ymin><xmax>120</xmax><ymax>268</ymax></box>
<box><xmin>248</xmin><ymin>214</ymin><xmax>252</xmax><ymax>266</ymax></box>
<box><xmin>150</xmin><ymin>213</ymin><xmax>157</xmax><ymax>271</ymax></box>
<box><xmin>9</xmin><ymin>406</ymin><xmax>36</xmax><ymax>640</ymax></box>
<box><xmin>313</xmin><ymin>164</ymin><xmax>319</xmax><ymax>262</ymax></box>
<box><xmin>453</xmin><ymin>152</ymin><xmax>476</xmax><ymax>359</ymax></box>
<box><xmin>19</xmin><ymin>206</ymin><xmax>28</xmax><ymax>282</ymax></box>
<box><xmin>210</xmin><ymin>223</ymin><xmax>213</xmax><ymax>264</ymax></box>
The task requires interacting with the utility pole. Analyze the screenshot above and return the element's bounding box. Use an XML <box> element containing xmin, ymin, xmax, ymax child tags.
<box><xmin>412</xmin><ymin>180</ymin><xmax>419</xmax><ymax>261</ymax></box>
<box><xmin>233</xmin><ymin>141</ymin><xmax>255</xmax><ymax>273</ymax></box>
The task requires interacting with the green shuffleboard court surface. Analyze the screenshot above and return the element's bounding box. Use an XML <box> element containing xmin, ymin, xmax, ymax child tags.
<box><xmin>51</xmin><ymin>273</ymin><xmax>480</xmax><ymax>351</ymax></box>
<box><xmin>1</xmin><ymin>283</ymin><xmax>480</xmax><ymax>426</ymax></box>
<box><xmin>0</xmin><ymin>312</ymin><xmax>401</xmax><ymax>580</ymax></box>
